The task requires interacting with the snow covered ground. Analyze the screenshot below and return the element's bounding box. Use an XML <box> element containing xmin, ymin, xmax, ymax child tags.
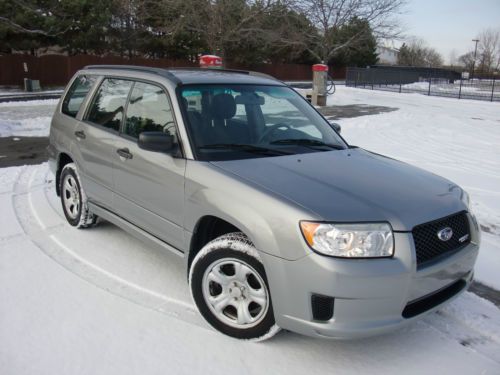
<box><xmin>353</xmin><ymin>80</ymin><xmax>500</xmax><ymax>102</ymax></box>
<box><xmin>0</xmin><ymin>99</ymin><xmax>57</xmax><ymax>137</ymax></box>
<box><xmin>1</xmin><ymin>90</ymin><xmax>500</xmax><ymax>374</ymax></box>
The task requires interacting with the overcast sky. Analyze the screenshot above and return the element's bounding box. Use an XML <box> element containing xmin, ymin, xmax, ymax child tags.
<box><xmin>395</xmin><ymin>0</ymin><xmax>500</xmax><ymax>63</ymax></box>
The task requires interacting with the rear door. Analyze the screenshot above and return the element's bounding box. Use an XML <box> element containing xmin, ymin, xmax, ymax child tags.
<box><xmin>113</xmin><ymin>81</ymin><xmax>186</xmax><ymax>250</ymax></box>
<box><xmin>51</xmin><ymin>74</ymin><xmax>97</xmax><ymax>170</ymax></box>
<box><xmin>73</xmin><ymin>78</ymin><xmax>133</xmax><ymax>209</ymax></box>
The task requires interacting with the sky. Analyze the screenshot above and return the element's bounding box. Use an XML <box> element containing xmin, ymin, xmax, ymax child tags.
<box><xmin>394</xmin><ymin>0</ymin><xmax>500</xmax><ymax>63</ymax></box>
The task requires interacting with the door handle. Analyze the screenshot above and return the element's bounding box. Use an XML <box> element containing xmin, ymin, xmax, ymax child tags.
<box><xmin>74</xmin><ymin>130</ymin><xmax>86</xmax><ymax>139</ymax></box>
<box><xmin>116</xmin><ymin>148</ymin><xmax>133</xmax><ymax>160</ymax></box>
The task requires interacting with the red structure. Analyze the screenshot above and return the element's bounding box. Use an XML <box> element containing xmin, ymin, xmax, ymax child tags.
<box><xmin>312</xmin><ymin>64</ymin><xmax>328</xmax><ymax>72</ymax></box>
<box><xmin>199</xmin><ymin>55</ymin><xmax>223</xmax><ymax>69</ymax></box>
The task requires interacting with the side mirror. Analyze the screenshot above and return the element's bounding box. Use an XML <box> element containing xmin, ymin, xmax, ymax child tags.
<box><xmin>329</xmin><ymin>121</ymin><xmax>341</xmax><ymax>133</ymax></box>
<box><xmin>138</xmin><ymin>131</ymin><xmax>174</xmax><ymax>153</ymax></box>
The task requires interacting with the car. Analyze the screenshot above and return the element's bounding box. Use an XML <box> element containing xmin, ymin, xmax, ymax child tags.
<box><xmin>48</xmin><ymin>65</ymin><xmax>480</xmax><ymax>341</ymax></box>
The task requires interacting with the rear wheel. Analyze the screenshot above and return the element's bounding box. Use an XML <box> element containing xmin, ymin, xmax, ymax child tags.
<box><xmin>60</xmin><ymin>163</ymin><xmax>98</xmax><ymax>228</ymax></box>
<box><xmin>189</xmin><ymin>233</ymin><xmax>280</xmax><ymax>341</ymax></box>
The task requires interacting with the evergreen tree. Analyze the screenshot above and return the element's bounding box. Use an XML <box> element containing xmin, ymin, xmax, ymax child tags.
<box><xmin>329</xmin><ymin>18</ymin><xmax>378</xmax><ymax>67</ymax></box>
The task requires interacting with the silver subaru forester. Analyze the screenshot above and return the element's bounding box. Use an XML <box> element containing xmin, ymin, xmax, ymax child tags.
<box><xmin>48</xmin><ymin>65</ymin><xmax>480</xmax><ymax>341</ymax></box>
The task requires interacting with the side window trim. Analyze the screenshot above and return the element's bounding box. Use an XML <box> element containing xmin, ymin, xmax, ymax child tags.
<box><xmin>75</xmin><ymin>75</ymin><xmax>103</xmax><ymax>121</ymax></box>
<box><xmin>120</xmin><ymin>80</ymin><xmax>136</xmax><ymax>136</ymax></box>
<box><xmin>119</xmin><ymin>79</ymin><xmax>185</xmax><ymax>158</ymax></box>
<box><xmin>60</xmin><ymin>74</ymin><xmax>98</xmax><ymax>119</ymax></box>
<box><xmin>83</xmin><ymin>76</ymin><xmax>134</xmax><ymax>134</ymax></box>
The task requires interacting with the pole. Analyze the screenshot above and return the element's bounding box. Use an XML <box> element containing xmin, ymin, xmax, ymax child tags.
<box><xmin>491</xmin><ymin>77</ymin><xmax>496</xmax><ymax>102</ymax></box>
<box><xmin>458</xmin><ymin>76</ymin><xmax>463</xmax><ymax>99</ymax></box>
<box><xmin>471</xmin><ymin>39</ymin><xmax>479</xmax><ymax>81</ymax></box>
<box><xmin>428</xmin><ymin>71</ymin><xmax>432</xmax><ymax>96</ymax></box>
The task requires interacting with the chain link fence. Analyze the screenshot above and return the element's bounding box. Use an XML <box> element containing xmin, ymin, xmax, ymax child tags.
<box><xmin>346</xmin><ymin>67</ymin><xmax>499</xmax><ymax>102</ymax></box>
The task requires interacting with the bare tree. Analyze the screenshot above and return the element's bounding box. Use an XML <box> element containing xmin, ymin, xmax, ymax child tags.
<box><xmin>397</xmin><ymin>38</ymin><xmax>443</xmax><ymax>67</ymax></box>
<box><xmin>288</xmin><ymin>0</ymin><xmax>405</xmax><ymax>62</ymax></box>
<box><xmin>145</xmin><ymin>0</ymin><xmax>286</xmax><ymax>59</ymax></box>
<box><xmin>477</xmin><ymin>28</ymin><xmax>500</xmax><ymax>73</ymax></box>
<box><xmin>458</xmin><ymin>51</ymin><xmax>475</xmax><ymax>72</ymax></box>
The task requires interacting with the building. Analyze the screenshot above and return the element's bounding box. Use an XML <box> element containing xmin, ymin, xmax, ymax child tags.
<box><xmin>376</xmin><ymin>46</ymin><xmax>399</xmax><ymax>65</ymax></box>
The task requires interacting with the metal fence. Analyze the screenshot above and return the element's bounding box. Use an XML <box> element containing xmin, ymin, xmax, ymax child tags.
<box><xmin>346</xmin><ymin>67</ymin><xmax>499</xmax><ymax>102</ymax></box>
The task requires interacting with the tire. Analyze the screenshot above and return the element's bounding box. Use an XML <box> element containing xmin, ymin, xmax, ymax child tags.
<box><xmin>189</xmin><ymin>232</ymin><xmax>280</xmax><ymax>341</ymax></box>
<box><xmin>59</xmin><ymin>163</ymin><xmax>98</xmax><ymax>229</ymax></box>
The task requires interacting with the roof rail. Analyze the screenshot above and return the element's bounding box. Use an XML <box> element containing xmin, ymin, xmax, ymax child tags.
<box><xmin>169</xmin><ymin>67</ymin><xmax>281</xmax><ymax>82</ymax></box>
<box><xmin>83</xmin><ymin>64</ymin><xmax>281</xmax><ymax>84</ymax></box>
<box><xmin>83</xmin><ymin>65</ymin><xmax>181</xmax><ymax>84</ymax></box>
<box><xmin>170</xmin><ymin>67</ymin><xmax>250</xmax><ymax>75</ymax></box>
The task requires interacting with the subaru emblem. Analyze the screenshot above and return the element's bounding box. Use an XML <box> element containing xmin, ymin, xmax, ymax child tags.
<box><xmin>437</xmin><ymin>227</ymin><xmax>453</xmax><ymax>241</ymax></box>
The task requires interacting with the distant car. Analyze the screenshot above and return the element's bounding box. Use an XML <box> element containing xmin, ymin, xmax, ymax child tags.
<box><xmin>48</xmin><ymin>65</ymin><xmax>480</xmax><ymax>341</ymax></box>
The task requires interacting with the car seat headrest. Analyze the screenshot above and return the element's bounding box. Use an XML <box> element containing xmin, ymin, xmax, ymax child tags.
<box><xmin>211</xmin><ymin>93</ymin><xmax>236</xmax><ymax>120</ymax></box>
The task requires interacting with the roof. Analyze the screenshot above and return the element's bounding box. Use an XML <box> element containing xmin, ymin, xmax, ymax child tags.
<box><xmin>83</xmin><ymin>65</ymin><xmax>285</xmax><ymax>86</ymax></box>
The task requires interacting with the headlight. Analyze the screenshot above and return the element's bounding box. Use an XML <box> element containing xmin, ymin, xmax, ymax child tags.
<box><xmin>461</xmin><ymin>189</ymin><xmax>470</xmax><ymax>208</ymax></box>
<box><xmin>300</xmin><ymin>222</ymin><xmax>394</xmax><ymax>258</ymax></box>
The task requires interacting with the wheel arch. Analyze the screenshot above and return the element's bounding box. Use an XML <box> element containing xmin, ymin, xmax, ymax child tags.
<box><xmin>188</xmin><ymin>215</ymin><xmax>243</xmax><ymax>273</ymax></box>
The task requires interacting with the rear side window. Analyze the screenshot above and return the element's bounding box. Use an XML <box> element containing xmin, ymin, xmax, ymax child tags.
<box><xmin>124</xmin><ymin>82</ymin><xmax>176</xmax><ymax>138</ymax></box>
<box><xmin>86</xmin><ymin>78</ymin><xmax>133</xmax><ymax>132</ymax></box>
<box><xmin>61</xmin><ymin>75</ymin><xmax>96</xmax><ymax>118</ymax></box>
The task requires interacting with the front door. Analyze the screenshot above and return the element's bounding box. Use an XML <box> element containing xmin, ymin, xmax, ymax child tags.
<box><xmin>112</xmin><ymin>81</ymin><xmax>186</xmax><ymax>251</ymax></box>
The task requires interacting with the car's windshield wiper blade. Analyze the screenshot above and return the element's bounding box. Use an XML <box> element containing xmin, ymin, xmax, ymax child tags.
<box><xmin>270</xmin><ymin>139</ymin><xmax>345</xmax><ymax>150</ymax></box>
<box><xmin>198</xmin><ymin>143</ymin><xmax>291</xmax><ymax>155</ymax></box>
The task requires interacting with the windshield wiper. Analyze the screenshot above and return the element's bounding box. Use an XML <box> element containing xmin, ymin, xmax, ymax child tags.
<box><xmin>198</xmin><ymin>143</ymin><xmax>292</xmax><ymax>155</ymax></box>
<box><xmin>270</xmin><ymin>139</ymin><xmax>345</xmax><ymax>150</ymax></box>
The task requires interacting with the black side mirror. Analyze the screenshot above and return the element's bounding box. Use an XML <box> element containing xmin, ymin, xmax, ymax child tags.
<box><xmin>138</xmin><ymin>131</ymin><xmax>174</xmax><ymax>153</ymax></box>
<box><xmin>329</xmin><ymin>121</ymin><xmax>341</xmax><ymax>133</ymax></box>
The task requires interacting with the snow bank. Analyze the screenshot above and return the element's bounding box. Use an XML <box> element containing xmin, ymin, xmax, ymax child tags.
<box><xmin>0</xmin><ymin>116</ymin><xmax>52</xmax><ymax>137</ymax></box>
<box><xmin>0</xmin><ymin>99</ymin><xmax>56</xmax><ymax>137</ymax></box>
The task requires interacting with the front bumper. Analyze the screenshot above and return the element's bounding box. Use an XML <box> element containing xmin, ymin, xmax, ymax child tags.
<box><xmin>261</xmin><ymin>214</ymin><xmax>480</xmax><ymax>339</ymax></box>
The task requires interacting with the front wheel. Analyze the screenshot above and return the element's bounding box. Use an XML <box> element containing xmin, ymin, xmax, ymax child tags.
<box><xmin>189</xmin><ymin>233</ymin><xmax>280</xmax><ymax>341</ymax></box>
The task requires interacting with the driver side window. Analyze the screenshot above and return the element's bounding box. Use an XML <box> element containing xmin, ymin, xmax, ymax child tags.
<box><xmin>124</xmin><ymin>82</ymin><xmax>176</xmax><ymax>139</ymax></box>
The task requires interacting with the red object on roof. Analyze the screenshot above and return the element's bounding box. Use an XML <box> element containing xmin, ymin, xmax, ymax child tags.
<box><xmin>312</xmin><ymin>64</ymin><xmax>328</xmax><ymax>72</ymax></box>
<box><xmin>199</xmin><ymin>55</ymin><xmax>223</xmax><ymax>68</ymax></box>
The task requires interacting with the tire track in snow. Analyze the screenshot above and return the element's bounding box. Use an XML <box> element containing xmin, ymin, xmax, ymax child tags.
<box><xmin>10</xmin><ymin>164</ymin><xmax>205</xmax><ymax>329</ymax></box>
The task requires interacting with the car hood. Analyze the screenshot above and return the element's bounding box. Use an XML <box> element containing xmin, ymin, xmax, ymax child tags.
<box><xmin>210</xmin><ymin>148</ymin><xmax>466</xmax><ymax>231</ymax></box>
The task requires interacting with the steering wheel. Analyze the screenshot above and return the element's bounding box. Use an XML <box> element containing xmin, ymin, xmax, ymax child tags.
<box><xmin>258</xmin><ymin>123</ymin><xmax>292</xmax><ymax>143</ymax></box>
<box><xmin>162</xmin><ymin>121</ymin><xmax>176</xmax><ymax>134</ymax></box>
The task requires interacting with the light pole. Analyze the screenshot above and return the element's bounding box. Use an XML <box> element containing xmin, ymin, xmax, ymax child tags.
<box><xmin>471</xmin><ymin>39</ymin><xmax>479</xmax><ymax>81</ymax></box>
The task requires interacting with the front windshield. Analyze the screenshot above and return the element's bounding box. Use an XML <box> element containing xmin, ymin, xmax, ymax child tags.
<box><xmin>179</xmin><ymin>84</ymin><xmax>347</xmax><ymax>161</ymax></box>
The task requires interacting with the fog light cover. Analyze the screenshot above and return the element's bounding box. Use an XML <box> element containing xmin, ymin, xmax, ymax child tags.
<box><xmin>300</xmin><ymin>222</ymin><xmax>394</xmax><ymax>258</ymax></box>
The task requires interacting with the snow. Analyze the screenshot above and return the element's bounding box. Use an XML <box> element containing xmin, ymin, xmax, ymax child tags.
<box><xmin>0</xmin><ymin>99</ymin><xmax>57</xmax><ymax>137</ymax></box>
<box><xmin>1</xmin><ymin>89</ymin><xmax>500</xmax><ymax>374</ymax></box>
<box><xmin>400</xmin><ymin>81</ymin><xmax>500</xmax><ymax>101</ymax></box>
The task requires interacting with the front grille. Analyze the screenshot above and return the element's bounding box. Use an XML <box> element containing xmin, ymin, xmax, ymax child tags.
<box><xmin>412</xmin><ymin>211</ymin><xmax>470</xmax><ymax>268</ymax></box>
